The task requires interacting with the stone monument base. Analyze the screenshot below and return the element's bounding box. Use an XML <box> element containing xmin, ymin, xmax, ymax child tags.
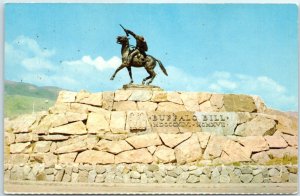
<box><xmin>4</xmin><ymin>88</ymin><xmax>298</xmax><ymax>185</ymax></box>
<box><xmin>122</xmin><ymin>83</ymin><xmax>163</xmax><ymax>91</ymax></box>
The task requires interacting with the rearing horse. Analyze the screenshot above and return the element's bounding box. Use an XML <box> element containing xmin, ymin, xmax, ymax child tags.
<box><xmin>110</xmin><ymin>36</ymin><xmax>168</xmax><ymax>85</ymax></box>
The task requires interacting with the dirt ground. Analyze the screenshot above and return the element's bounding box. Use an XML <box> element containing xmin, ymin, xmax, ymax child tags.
<box><xmin>4</xmin><ymin>180</ymin><xmax>298</xmax><ymax>194</ymax></box>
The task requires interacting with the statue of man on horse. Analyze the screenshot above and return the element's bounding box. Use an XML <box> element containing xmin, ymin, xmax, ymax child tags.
<box><xmin>121</xmin><ymin>25</ymin><xmax>148</xmax><ymax>66</ymax></box>
<box><xmin>110</xmin><ymin>25</ymin><xmax>168</xmax><ymax>85</ymax></box>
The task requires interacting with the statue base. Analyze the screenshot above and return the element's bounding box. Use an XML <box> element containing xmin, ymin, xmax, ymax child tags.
<box><xmin>122</xmin><ymin>83</ymin><xmax>163</xmax><ymax>91</ymax></box>
<box><xmin>4</xmin><ymin>88</ymin><xmax>298</xmax><ymax>189</ymax></box>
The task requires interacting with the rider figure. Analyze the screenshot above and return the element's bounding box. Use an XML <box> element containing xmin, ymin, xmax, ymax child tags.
<box><xmin>124</xmin><ymin>29</ymin><xmax>148</xmax><ymax>65</ymax></box>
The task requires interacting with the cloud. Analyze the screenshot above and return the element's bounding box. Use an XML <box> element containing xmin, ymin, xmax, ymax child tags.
<box><xmin>21</xmin><ymin>57</ymin><xmax>56</xmax><ymax>71</ymax></box>
<box><xmin>13</xmin><ymin>35</ymin><xmax>55</xmax><ymax>58</ymax></box>
<box><xmin>5</xmin><ymin>35</ymin><xmax>298</xmax><ymax>111</ymax></box>
<box><xmin>63</xmin><ymin>55</ymin><xmax>120</xmax><ymax>71</ymax></box>
<box><xmin>156</xmin><ymin>67</ymin><xmax>297</xmax><ymax>111</ymax></box>
<box><xmin>212</xmin><ymin>71</ymin><xmax>231</xmax><ymax>79</ymax></box>
<box><xmin>5</xmin><ymin>36</ymin><xmax>124</xmax><ymax>91</ymax></box>
<box><xmin>209</xmin><ymin>84</ymin><xmax>222</xmax><ymax>92</ymax></box>
<box><xmin>216</xmin><ymin>79</ymin><xmax>237</xmax><ymax>90</ymax></box>
<box><xmin>6</xmin><ymin>36</ymin><xmax>56</xmax><ymax>74</ymax></box>
<box><xmin>257</xmin><ymin>76</ymin><xmax>285</xmax><ymax>93</ymax></box>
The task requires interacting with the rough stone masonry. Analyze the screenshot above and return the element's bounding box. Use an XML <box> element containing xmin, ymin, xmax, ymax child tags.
<box><xmin>4</xmin><ymin>89</ymin><xmax>298</xmax><ymax>183</ymax></box>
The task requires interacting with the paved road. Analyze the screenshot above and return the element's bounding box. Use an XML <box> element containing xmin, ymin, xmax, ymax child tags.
<box><xmin>4</xmin><ymin>181</ymin><xmax>298</xmax><ymax>194</ymax></box>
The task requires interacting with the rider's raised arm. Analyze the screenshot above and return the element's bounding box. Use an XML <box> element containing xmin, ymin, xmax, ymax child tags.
<box><xmin>126</xmin><ymin>29</ymin><xmax>136</xmax><ymax>37</ymax></box>
<box><xmin>127</xmin><ymin>30</ymin><xmax>144</xmax><ymax>41</ymax></box>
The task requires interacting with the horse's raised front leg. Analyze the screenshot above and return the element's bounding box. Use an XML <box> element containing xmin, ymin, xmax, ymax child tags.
<box><xmin>126</xmin><ymin>66</ymin><xmax>134</xmax><ymax>84</ymax></box>
<box><xmin>110</xmin><ymin>64</ymin><xmax>126</xmax><ymax>80</ymax></box>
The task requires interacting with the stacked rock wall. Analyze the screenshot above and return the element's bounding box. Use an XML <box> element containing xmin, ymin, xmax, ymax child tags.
<box><xmin>5</xmin><ymin>163</ymin><xmax>298</xmax><ymax>183</ymax></box>
<box><xmin>4</xmin><ymin>89</ymin><xmax>298</xmax><ymax>183</ymax></box>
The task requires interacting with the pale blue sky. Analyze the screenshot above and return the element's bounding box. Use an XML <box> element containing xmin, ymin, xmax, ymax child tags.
<box><xmin>4</xmin><ymin>4</ymin><xmax>298</xmax><ymax>111</ymax></box>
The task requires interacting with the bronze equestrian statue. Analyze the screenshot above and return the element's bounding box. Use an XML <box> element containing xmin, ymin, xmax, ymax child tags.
<box><xmin>110</xmin><ymin>25</ymin><xmax>168</xmax><ymax>85</ymax></box>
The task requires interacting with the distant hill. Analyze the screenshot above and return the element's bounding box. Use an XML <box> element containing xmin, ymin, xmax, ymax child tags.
<box><xmin>4</xmin><ymin>80</ymin><xmax>64</xmax><ymax>118</ymax></box>
<box><xmin>4</xmin><ymin>80</ymin><xmax>63</xmax><ymax>100</ymax></box>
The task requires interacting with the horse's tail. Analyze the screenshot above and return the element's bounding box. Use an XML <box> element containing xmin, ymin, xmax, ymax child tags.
<box><xmin>158</xmin><ymin>60</ymin><xmax>168</xmax><ymax>76</ymax></box>
<box><xmin>152</xmin><ymin>57</ymin><xmax>168</xmax><ymax>76</ymax></box>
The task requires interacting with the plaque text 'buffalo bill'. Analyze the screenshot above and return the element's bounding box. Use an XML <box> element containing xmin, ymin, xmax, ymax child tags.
<box><xmin>148</xmin><ymin>113</ymin><xmax>229</xmax><ymax>128</ymax></box>
<box><xmin>128</xmin><ymin>112</ymin><xmax>238</xmax><ymax>135</ymax></box>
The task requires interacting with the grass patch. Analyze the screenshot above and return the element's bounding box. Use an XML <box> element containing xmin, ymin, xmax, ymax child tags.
<box><xmin>4</xmin><ymin>94</ymin><xmax>55</xmax><ymax>119</ymax></box>
<box><xmin>231</xmin><ymin>162</ymin><xmax>241</xmax><ymax>166</ymax></box>
<box><xmin>195</xmin><ymin>156</ymin><xmax>298</xmax><ymax>167</ymax></box>
<box><xmin>266</xmin><ymin>155</ymin><xmax>298</xmax><ymax>165</ymax></box>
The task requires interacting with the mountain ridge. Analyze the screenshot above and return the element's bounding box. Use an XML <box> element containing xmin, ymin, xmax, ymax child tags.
<box><xmin>4</xmin><ymin>80</ymin><xmax>64</xmax><ymax>100</ymax></box>
<box><xmin>4</xmin><ymin>80</ymin><xmax>64</xmax><ymax>118</ymax></box>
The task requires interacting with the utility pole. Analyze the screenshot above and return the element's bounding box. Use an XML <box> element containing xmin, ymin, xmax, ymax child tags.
<box><xmin>32</xmin><ymin>103</ymin><xmax>35</xmax><ymax>114</ymax></box>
